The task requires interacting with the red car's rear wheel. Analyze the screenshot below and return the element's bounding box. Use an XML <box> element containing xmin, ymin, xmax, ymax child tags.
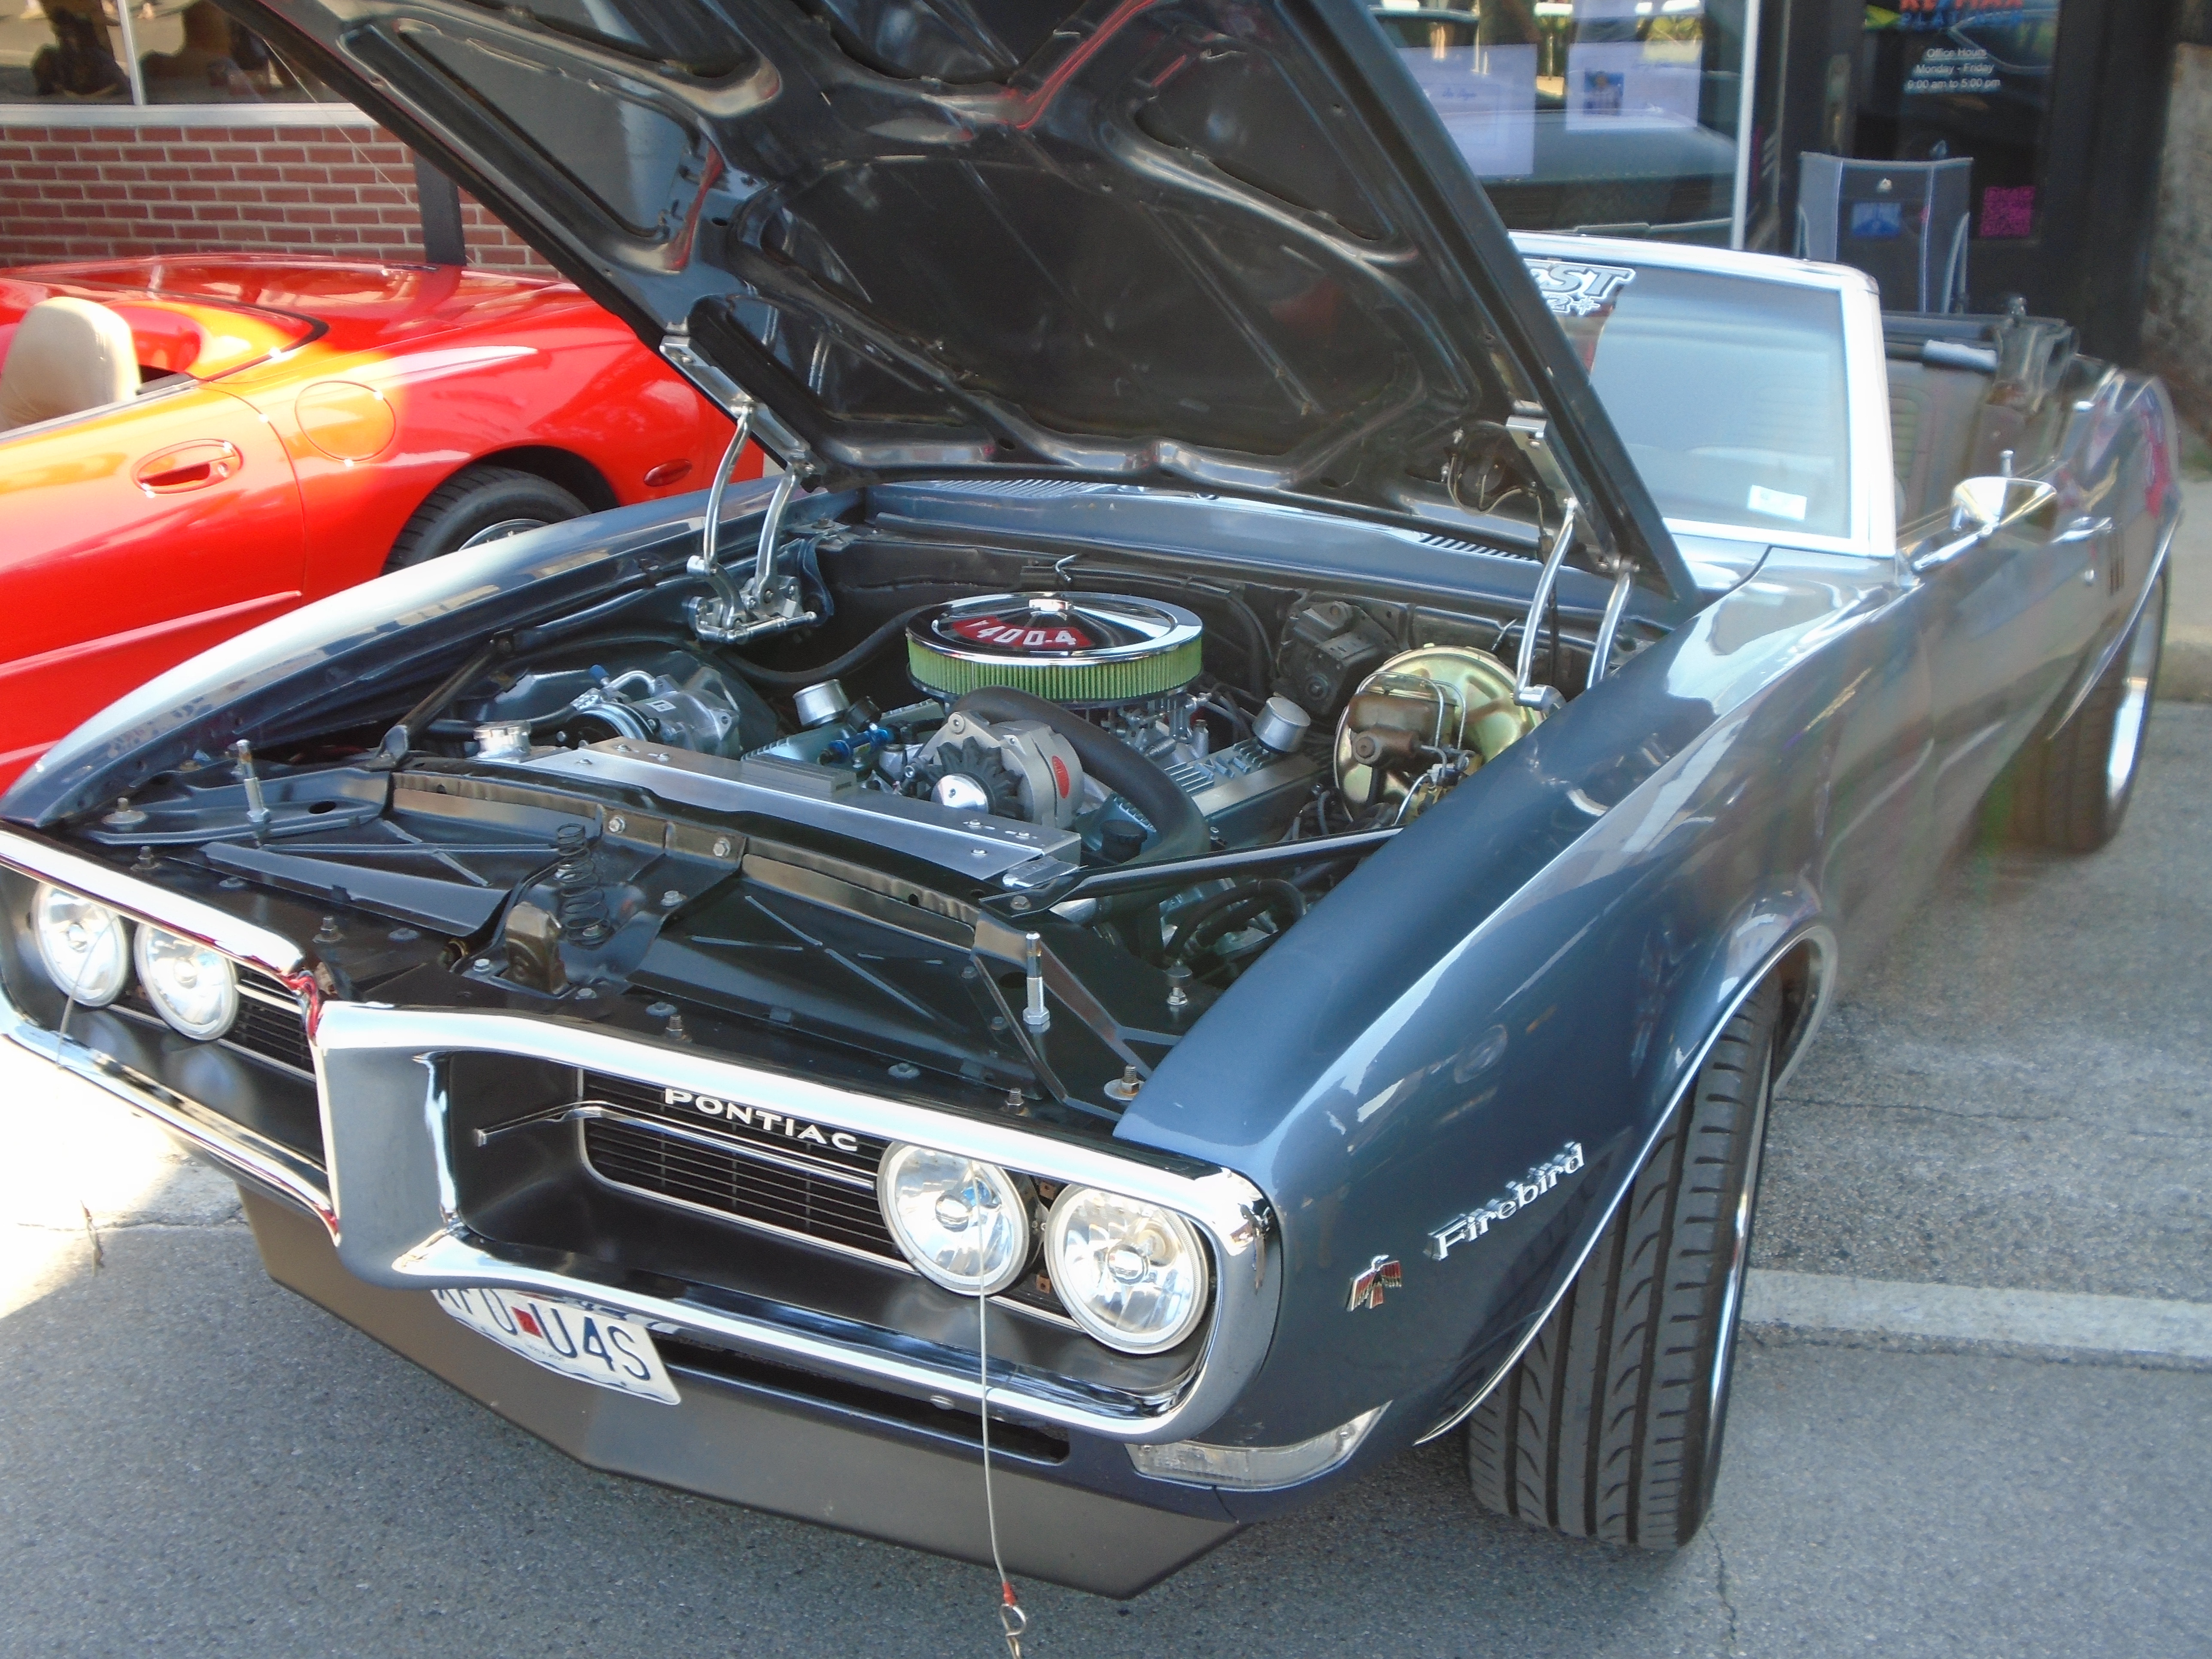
<box><xmin>386</xmin><ymin>465</ymin><xmax>587</xmax><ymax>572</ymax></box>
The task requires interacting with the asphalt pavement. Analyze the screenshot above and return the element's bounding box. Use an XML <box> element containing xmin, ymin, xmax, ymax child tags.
<box><xmin>3</xmin><ymin>706</ymin><xmax>2208</xmax><ymax>1659</ymax></box>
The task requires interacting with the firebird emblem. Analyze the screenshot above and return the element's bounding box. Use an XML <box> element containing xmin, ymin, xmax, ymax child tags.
<box><xmin>1347</xmin><ymin>1255</ymin><xmax>1403</xmax><ymax>1312</ymax></box>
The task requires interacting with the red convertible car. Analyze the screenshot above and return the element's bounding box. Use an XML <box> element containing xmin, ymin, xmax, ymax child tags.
<box><xmin>0</xmin><ymin>255</ymin><xmax>754</xmax><ymax>787</ymax></box>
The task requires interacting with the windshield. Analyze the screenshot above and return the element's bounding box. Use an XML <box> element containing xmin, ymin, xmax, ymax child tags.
<box><xmin>1533</xmin><ymin>258</ymin><xmax>1854</xmax><ymax>539</ymax></box>
<box><xmin>1548</xmin><ymin>261</ymin><xmax>1858</xmax><ymax>540</ymax></box>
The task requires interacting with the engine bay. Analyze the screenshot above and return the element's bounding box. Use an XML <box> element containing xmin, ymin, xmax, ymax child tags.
<box><xmin>54</xmin><ymin>499</ymin><xmax>1646</xmax><ymax>1130</ymax></box>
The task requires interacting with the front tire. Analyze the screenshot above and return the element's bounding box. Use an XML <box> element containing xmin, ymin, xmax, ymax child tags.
<box><xmin>2005</xmin><ymin>568</ymin><xmax>2167</xmax><ymax>852</ymax></box>
<box><xmin>1466</xmin><ymin>978</ymin><xmax>1781</xmax><ymax>1548</ymax></box>
<box><xmin>384</xmin><ymin>465</ymin><xmax>587</xmax><ymax>574</ymax></box>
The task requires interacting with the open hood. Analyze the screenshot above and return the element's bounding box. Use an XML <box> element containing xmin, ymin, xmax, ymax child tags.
<box><xmin>239</xmin><ymin>0</ymin><xmax>1691</xmax><ymax>606</ymax></box>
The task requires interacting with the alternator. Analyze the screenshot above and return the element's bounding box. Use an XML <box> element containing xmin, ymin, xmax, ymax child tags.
<box><xmin>908</xmin><ymin>711</ymin><xmax>1086</xmax><ymax>830</ymax></box>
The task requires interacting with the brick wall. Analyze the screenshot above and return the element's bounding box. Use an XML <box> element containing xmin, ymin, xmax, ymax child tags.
<box><xmin>0</xmin><ymin>118</ymin><xmax>552</xmax><ymax>273</ymax></box>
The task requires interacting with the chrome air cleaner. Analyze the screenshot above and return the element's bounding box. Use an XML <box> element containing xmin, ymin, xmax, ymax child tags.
<box><xmin>906</xmin><ymin>593</ymin><xmax>1204</xmax><ymax>705</ymax></box>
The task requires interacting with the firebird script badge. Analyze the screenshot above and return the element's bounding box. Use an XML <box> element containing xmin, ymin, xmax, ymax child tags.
<box><xmin>1426</xmin><ymin>1142</ymin><xmax>1586</xmax><ymax>1261</ymax></box>
<box><xmin>1347</xmin><ymin>1255</ymin><xmax>1403</xmax><ymax>1312</ymax></box>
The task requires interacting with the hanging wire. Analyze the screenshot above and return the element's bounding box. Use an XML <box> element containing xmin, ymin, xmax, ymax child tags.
<box><xmin>258</xmin><ymin>38</ymin><xmax>429</xmax><ymax>219</ymax></box>
<box><xmin>52</xmin><ymin>903</ymin><xmax>124</xmax><ymax>1053</ymax></box>
<box><xmin>976</xmin><ymin>1288</ymin><xmax>1028</xmax><ymax>1658</ymax></box>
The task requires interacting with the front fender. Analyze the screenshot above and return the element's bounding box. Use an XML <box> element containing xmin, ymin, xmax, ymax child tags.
<box><xmin>1120</xmin><ymin>564</ymin><xmax>1892</xmax><ymax>1459</ymax></box>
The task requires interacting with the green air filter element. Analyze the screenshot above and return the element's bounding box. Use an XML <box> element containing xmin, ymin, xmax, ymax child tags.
<box><xmin>907</xmin><ymin>593</ymin><xmax>1206</xmax><ymax>706</ymax></box>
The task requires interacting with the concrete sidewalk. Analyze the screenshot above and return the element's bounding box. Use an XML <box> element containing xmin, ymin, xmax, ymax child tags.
<box><xmin>2162</xmin><ymin>475</ymin><xmax>2212</xmax><ymax>700</ymax></box>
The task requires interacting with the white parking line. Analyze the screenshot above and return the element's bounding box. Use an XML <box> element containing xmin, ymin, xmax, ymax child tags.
<box><xmin>1744</xmin><ymin>1269</ymin><xmax>2212</xmax><ymax>1364</ymax></box>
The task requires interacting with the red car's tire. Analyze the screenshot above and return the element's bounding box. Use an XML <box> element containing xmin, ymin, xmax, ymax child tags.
<box><xmin>1466</xmin><ymin>977</ymin><xmax>1781</xmax><ymax>1549</ymax></box>
<box><xmin>385</xmin><ymin>465</ymin><xmax>587</xmax><ymax>573</ymax></box>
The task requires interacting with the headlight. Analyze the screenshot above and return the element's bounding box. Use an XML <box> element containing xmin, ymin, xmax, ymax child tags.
<box><xmin>32</xmin><ymin>885</ymin><xmax>130</xmax><ymax>1006</ymax></box>
<box><xmin>876</xmin><ymin>1144</ymin><xmax>1032</xmax><ymax>1296</ymax></box>
<box><xmin>1045</xmin><ymin>1186</ymin><xmax>1210</xmax><ymax>1354</ymax></box>
<box><xmin>133</xmin><ymin>927</ymin><xmax>238</xmax><ymax>1040</ymax></box>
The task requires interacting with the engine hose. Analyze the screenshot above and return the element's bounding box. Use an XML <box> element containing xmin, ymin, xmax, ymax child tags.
<box><xmin>1168</xmin><ymin>879</ymin><xmax>1307</xmax><ymax>965</ymax></box>
<box><xmin>724</xmin><ymin>603</ymin><xmax>939</xmax><ymax>690</ymax></box>
<box><xmin>948</xmin><ymin>686</ymin><xmax>1210</xmax><ymax>865</ymax></box>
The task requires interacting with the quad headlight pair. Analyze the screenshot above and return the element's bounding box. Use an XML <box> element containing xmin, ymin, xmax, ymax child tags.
<box><xmin>29</xmin><ymin>884</ymin><xmax>239</xmax><ymax>1040</ymax></box>
<box><xmin>876</xmin><ymin>1143</ymin><xmax>1210</xmax><ymax>1355</ymax></box>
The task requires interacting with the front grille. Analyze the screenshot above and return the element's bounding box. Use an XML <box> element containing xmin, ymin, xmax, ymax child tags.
<box><xmin>580</xmin><ymin>1068</ymin><xmax>897</xmax><ymax>1260</ymax></box>
<box><xmin>573</xmin><ymin>1070</ymin><xmax>1069</xmax><ymax>1319</ymax></box>
<box><xmin>584</xmin><ymin>1115</ymin><xmax>900</xmax><ymax>1261</ymax></box>
<box><xmin>231</xmin><ymin>973</ymin><xmax>312</xmax><ymax>1073</ymax></box>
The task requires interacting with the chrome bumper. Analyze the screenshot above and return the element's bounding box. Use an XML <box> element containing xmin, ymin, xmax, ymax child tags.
<box><xmin>0</xmin><ymin>827</ymin><xmax>1280</xmax><ymax>1445</ymax></box>
<box><xmin>245</xmin><ymin>1189</ymin><xmax>1240</xmax><ymax>1598</ymax></box>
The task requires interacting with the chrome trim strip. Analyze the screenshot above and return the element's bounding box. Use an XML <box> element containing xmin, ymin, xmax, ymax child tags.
<box><xmin>0</xmin><ymin>829</ymin><xmax>305</xmax><ymax>978</ymax></box>
<box><xmin>0</xmin><ymin>974</ymin><xmax>334</xmax><ymax>1229</ymax></box>
<box><xmin>1414</xmin><ymin>923</ymin><xmax>1836</xmax><ymax>1445</ymax></box>
<box><xmin>313</xmin><ymin>1002</ymin><xmax>1276</xmax><ymax>1441</ymax></box>
<box><xmin>237</xmin><ymin>980</ymin><xmax>307</xmax><ymax>1014</ymax></box>
<box><xmin>1510</xmin><ymin>232</ymin><xmax>1875</xmax><ymax>291</ymax></box>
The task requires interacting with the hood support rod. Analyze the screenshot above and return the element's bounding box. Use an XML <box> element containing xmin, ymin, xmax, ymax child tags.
<box><xmin>687</xmin><ymin>409</ymin><xmax>817</xmax><ymax>647</ymax></box>
<box><xmin>1511</xmin><ymin>501</ymin><xmax>1577</xmax><ymax>717</ymax></box>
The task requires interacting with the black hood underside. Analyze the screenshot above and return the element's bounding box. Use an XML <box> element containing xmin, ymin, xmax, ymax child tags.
<box><xmin>242</xmin><ymin>0</ymin><xmax>1690</xmax><ymax>603</ymax></box>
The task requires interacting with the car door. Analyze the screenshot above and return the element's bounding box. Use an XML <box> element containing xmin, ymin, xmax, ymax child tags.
<box><xmin>0</xmin><ymin>380</ymin><xmax>306</xmax><ymax>788</ymax></box>
<box><xmin>1912</xmin><ymin>490</ymin><xmax>2102</xmax><ymax>839</ymax></box>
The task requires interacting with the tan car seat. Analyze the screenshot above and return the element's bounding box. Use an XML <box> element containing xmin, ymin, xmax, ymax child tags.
<box><xmin>0</xmin><ymin>297</ymin><xmax>139</xmax><ymax>432</ymax></box>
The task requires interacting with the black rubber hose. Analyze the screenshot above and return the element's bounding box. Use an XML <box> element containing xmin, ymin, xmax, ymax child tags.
<box><xmin>949</xmin><ymin>686</ymin><xmax>1210</xmax><ymax>865</ymax></box>
<box><xmin>725</xmin><ymin>603</ymin><xmax>939</xmax><ymax>690</ymax></box>
<box><xmin>1169</xmin><ymin>878</ymin><xmax>1307</xmax><ymax>964</ymax></box>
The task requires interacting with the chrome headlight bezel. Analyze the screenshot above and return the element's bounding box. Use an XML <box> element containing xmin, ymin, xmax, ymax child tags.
<box><xmin>875</xmin><ymin>1142</ymin><xmax>1034</xmax><ymax>1296</ymax></box>
<box><xmin>132</xmin><ymin>925</ymin><xmax>240</xmax><ymax>1041</ymax></box>
<box><xmin>1044</xmin><ymin>1184</ymin><xmax>1212</xmax><ymax>1355</ymax></box>
<box><xmin>30</xmin><ymin>883</ymin><xmax>130</xmax><ymax>1007</ymax></box>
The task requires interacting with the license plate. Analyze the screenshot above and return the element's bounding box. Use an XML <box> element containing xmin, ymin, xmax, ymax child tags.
<box><xmin>433</xmin><ymin>1286</ymin><xmax>680</xmax><ymax>1404</ymax></box>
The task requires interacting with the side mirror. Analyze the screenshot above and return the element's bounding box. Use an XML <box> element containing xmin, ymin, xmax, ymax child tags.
<box><xmin>1951</xmin><ymin>475</ymin><xmax>2057</xmax><ymax>539</ymax></box>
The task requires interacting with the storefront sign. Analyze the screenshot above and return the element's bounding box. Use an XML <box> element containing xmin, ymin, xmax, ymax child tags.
<box><xmin>1890</xmin><ymin>0</ymin><xmax>2029</xmax><ymax>30</ymax></box>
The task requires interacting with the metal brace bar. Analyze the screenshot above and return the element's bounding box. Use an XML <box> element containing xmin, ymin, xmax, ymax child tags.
<box><xmin>1511</xmin><ymin>501</ymin><xmax>1578</xmax><ymax>714</ymax></box>
<box><xmin>1586</xmin><ymin>567</ymin><xmax>1636</xmax><ymax>687</ymax></box>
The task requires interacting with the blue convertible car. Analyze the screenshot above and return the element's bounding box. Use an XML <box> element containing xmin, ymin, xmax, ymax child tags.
<box><xmin>0</xmin><ymin>0</ymin><xmax>2176</xmax><ymax>1597</ymax></box>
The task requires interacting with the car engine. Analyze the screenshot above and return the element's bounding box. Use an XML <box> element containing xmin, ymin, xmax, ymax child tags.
<box><xmin>452</xmin><ymin>588</ymin><xmax>1545</xmax><ymax>937</ymax></box>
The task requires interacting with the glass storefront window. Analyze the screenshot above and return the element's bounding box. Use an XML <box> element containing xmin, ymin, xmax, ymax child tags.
<box><xmin>1375</xmin><ymin>0</ymin><xmax>1762</xmax><ymax>244</ymax></box>
<box><xmin>0</xmin><ymin>0</ymin><xmax>330</xmax><ymax>106</ymax></box>
<box><xmin>1852</xmin><ymin>1</ymin><xmax>2063</xmax><ymax>241</ymax></box>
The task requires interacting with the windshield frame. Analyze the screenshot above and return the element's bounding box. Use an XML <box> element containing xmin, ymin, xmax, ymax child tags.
<box><xmin>1512</xmin><ymin>234</ymin><xmax>1897</xmax><ymax>562</ymax></box>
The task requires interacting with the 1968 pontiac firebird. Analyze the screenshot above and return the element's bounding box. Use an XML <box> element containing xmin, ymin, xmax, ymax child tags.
<box><xmin>0</xmin><ymin>0</ymin><xmax>2177</xmax><ymax>1598</ymax></box>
